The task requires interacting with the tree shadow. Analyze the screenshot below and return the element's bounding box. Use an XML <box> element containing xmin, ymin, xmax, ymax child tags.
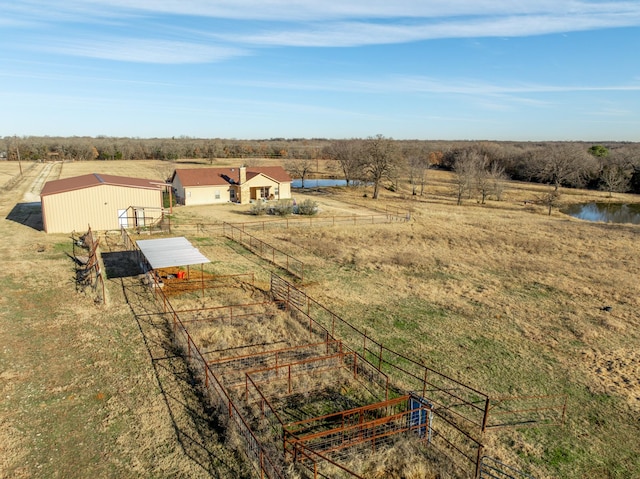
<box><xmin>5</xmin><ymin>202</ymin><xmax>43</xmax><ymax>231</ymax></box>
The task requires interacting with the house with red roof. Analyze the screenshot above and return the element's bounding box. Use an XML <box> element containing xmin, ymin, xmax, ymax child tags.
<box><xmin>170</xmin><ymin>166</ymin><xmax>292</xmax><ymax>206</ymax></box>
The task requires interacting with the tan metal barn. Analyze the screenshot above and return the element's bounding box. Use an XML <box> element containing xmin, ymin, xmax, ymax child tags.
<box><xmin>40</xmin><ymin>173</ymin><xmax>164</xmax><ymax>233</ymax></box>
<box><xmin>170</xmin><ymin>166</ymin><xmax>292</xmax><ymax>206</ymax></box>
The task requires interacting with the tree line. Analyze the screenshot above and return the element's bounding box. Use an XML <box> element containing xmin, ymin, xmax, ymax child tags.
<box><xmin>3</xmin><ymin>135</ymin><xmax>640</xmax><ymax>196</ymax></box>
<box><xmin>318</xmin><ymin>136</ymin><xmax>640</xmax><ymax>200</ymax></box>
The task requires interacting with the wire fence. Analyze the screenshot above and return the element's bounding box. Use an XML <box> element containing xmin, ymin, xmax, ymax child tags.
<box><xmin>164</xmin><ymin>211</ymin><xmax>408</xmax><ymax>238</ymax></box>
<box><xmin>116</xmin><ymin>228</ymin><xmax>552</xmax><ymax>479</ymax></box>
<box><xmin>270</xmin><ymin>273</ymin><xmax>565</xmax><ymax>478</ymax></box>
<box><xmin>223</xmin><ymin>222</ymin><xmax>305</xmax><ymax>279</ymax></box>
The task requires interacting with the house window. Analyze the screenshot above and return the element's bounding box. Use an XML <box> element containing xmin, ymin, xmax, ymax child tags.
<box><xmin>230</xmin><ymin>189</ymin><xmax>236</xmax><ymax>200</ymax></box>
<box><xmin>215</xmin><ymin>189</ymin><xmax>220</xmax><ymax>200</ymax></box>
<box><xmin>187</xmin><ymin>191</ymin><xmax>191</xmax><ymax>198</ymax></box>
<box><xmin>274</xmin><ymin>186</ymin><xmax>279</xmax><ymax>196</ymax></box>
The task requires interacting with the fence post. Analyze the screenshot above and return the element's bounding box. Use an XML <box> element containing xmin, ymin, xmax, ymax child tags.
<box><xmin>475</xmin><ymin>445</ymin><xmax>484</xmax><ymax>479</ymax></box>
<box><xmin>482</xmin><ymin>397</ymin><xmax>491</xmax><ymax>433</ymax></box>
<box><xmin>353</xmin><ymin>353</ymin><xmax>358</xmax><ymax>378</ymax></box>
<box><xmin>363</xmin><ymin>329</ymin><xmax>367</xmax><ymax>357</ymax></box>
<box><xmin>422</xmin><ymin>367</ymin><xmax>428</xmax><ymax>398</ymax></box>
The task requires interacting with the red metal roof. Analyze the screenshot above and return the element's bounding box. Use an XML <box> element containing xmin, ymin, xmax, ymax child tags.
<box><xmin>172</xmin><ymin>166</ymin><xmax>291</xmax><ymax>187</ymax></box>
<box><xmin>40</xmin><ymin>173</ymin><xmax>163</xmax><ymax>197</ymax></box>
<box><xmin>246</xmin><ymin>166</ymin><xmax>292</xmax><ymax>183</ymax></box>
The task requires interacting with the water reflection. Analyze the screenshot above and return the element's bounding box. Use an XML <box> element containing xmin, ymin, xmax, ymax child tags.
<box><xmin>562</xmin><ymin>202</ymin><xmax>640</xmax><ymax>224</ymax></box>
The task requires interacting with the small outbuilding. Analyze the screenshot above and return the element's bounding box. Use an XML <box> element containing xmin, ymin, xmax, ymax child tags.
<box><xmin>170</xmin><ymin>166</ymin><xmax>292</xmax><ymax>206</ymax></box>
<box><xmin>40</xmin><ymin>173</ymin><xmax>164</xmax><ymax>233</ymax></box>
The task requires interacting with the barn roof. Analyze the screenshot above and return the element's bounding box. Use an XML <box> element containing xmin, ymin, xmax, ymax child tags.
<box><xmin>40</xmin><ymin>173</ymin><xmax>163</xmax><ymax>197</ymax></box>
<box><xmin>137</xmin><ymin>237</ymin><xmax>211</xmax><ymax>269</ymax></box>
<box><xmin>172</xmin><ymin>166</ymin><xmax>291</xmax><ymax>187</ymax></box>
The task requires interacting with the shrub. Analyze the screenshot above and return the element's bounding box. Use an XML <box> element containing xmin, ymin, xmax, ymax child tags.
<box><xmin>272</xmin><ymin>200</ymin><xmax>294</xmax><ymax>216</ymax></box>
<box><xmin>249</xmin><ymin>202</ymin><xmax>267</xmax><ymax>215</ymax></box>
<box><xmin>297</xmin><ymin>199</ymin><xmax>318</xmax><ymax>216</ymax></box>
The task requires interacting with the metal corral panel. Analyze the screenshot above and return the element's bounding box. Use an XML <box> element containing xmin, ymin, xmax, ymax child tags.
<box><xmin>41</xmin><ymin>183</ymin><xmax>162</xmax><ymax>233</ymax></box>
<box><xmin>137</xmin><ymin>237</ymin><xmax>211</xmax><ymax>269</ymax></box>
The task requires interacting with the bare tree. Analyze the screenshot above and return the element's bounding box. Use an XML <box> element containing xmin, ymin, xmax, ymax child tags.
<box><xmin>474</xmin><ymin>155</ymin><xmax>491</xmax><ymax>204</ymax></box>
<box><xmin>324</xmin><ymin>139</ymin><xmax>363</xmax><ymax>186</ymax></box>
<box><xmin>453</xmin><ymin>149</ymin><xmax>481</xmax><ymax>205</ymax></box>
<box><xmin>488</xmin><ymin>161</ymin><xmax>508</xmax><ymax>201</ymax></box>
<box><xmin>284</xmin><ymin>158</ymin><xmax>314</xmax><ymax>188</ymax></box>
<box><xmin>402</xmin><ymin>144</ymin><xmax>430</xmax><ymax>196</ymax></box>
<box><xmin>534</xmin><ymin>144</ymin><xmax>593</xmax><ymax>192</ymax></box>
<box><xmin>599</xmin><ymin>151</ymin><xmax>632</xmax><ymax>197</ymax></box>
<box><xmin>362</xmin><ymin>134</ymin><xmax>399</xmax><ymax>199</ymax></box>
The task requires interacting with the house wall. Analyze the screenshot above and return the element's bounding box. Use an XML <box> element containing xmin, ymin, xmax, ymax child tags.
<box><xmin>278</xmin><ymin>182</ymin><xmax>291</xmax><ymax>200</ymax></box>
<box><xmin>240</xmin><ymin>175</ymin><xmax>291</xmax><ymax>204</ymax></box>
<box><xmin>182</xmin><ymin>185</ymin><xmax>232</xmax><ymax>206</ymax></box>
<box><xmin>171</xmin><ymin>175</ymin><xmax>187</xmax><ymax>204</ymax></box>
<box><xmin>42</xmin><ymin>184</ymin><xmax>162</xmax><ymax>233</ymax></box>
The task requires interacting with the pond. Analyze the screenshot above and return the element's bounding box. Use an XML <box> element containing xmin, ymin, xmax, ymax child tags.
<box><xmin>292</xmin><ymin>178</ymin><xmax>349</xmax><ymax>188</ymax></box>
<box><xmin>562</xmin><ymin>202</ymin><xmax>640</xmax><ymax>225</ymax></box>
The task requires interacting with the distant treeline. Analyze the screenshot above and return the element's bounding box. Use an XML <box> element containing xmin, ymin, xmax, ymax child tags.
<box><xmin>3</xmin><ymin>135</ymin><xmax>640</xmax><ymax>194</ymax></box>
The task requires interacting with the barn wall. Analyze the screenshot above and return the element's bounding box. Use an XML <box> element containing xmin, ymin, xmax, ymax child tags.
<box><xmin>42</xmin><ymin>185</ymin><xmax>162</xmax><ymax>233</ymax></box>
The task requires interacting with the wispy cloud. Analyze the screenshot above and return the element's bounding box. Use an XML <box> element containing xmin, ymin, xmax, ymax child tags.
<box><xmin>4</xmin><ymin>1</ymin><xmax>640</xmax><ymax>63</ymax></box>
<box><xmin>6</xmin><ymin>1</ymin><xmax>640</xmax><ymax>36</ymax></box>
<box><xmin>228</xmin><ymin>75</ymin><xmax>640</xmax><ymax>96</ymax></box>
<box><xmin>14</xmin><ymin>1</ymin><xmax>639</xmax><ymax>22</ymax></box>
<box><xmin>221</xmin><ymin>11</ymin><xmax>640</xmax><ymax>47</ymax></box>
<box><xmin>34</xmin><ymin>38</ymin><xmax>248</xmax><ymax>64</ymax></box>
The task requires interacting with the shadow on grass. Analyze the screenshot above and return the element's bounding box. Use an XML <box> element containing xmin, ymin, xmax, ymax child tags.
<box><xmin>5</xmin><ymin>202</ymin><xmax>43</xmax><ymax>231</ymax></box>
<box><xmin>120</xmin><ymin>277</ymin><xmax>251</xmax><ymax>478</ymax></box>
<box><xmin>102</xmin><ymin>251</ymin><xmax>144</xmax><ymax>279</ymax></box>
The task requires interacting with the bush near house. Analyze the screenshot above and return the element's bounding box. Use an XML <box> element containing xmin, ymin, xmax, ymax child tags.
<box><xmin>297</xmin><ymin>199</ymin><xmax>318</xmax><ymax>215</ymax></box>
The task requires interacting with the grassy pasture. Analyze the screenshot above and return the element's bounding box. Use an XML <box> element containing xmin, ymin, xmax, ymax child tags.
<box><xmin>1</xmin><ymin>159</ymin><xmax>639</xmax><ymax>478</ymax></box>
<box><xmin>254</xmin><ymin>177</ymin><xmax>639</xmax><ymax>478</ymax></box>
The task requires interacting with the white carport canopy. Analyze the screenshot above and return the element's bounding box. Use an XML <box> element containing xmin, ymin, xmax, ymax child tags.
<box><xmin>136</xmin><ymin>237</ymin><xmax>210</xmax><ymax>269</ymax></box>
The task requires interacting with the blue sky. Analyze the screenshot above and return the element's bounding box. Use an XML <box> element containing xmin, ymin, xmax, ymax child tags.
<box><xmin>2</xmin><ymin>1</ymin><xmax>640</xmax><ymax>141</ymax></box>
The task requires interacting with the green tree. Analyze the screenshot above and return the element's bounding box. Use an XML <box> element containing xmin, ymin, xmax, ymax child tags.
<box><xmin>588</xmin><ymin>144</ymin><xmax>609</xmax><ymax>158</ymax></box>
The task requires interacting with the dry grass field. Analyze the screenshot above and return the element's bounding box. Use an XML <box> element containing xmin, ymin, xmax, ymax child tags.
<box><xmin>1</xmin><ymin>159</ymin><xmax>639</xmax><ymax>478</ymax></box>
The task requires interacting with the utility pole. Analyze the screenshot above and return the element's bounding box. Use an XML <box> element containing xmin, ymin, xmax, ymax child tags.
<box><xmin>14</xmin><ymin>136</ymin><xmax>23</xmax><ymax>176</ymax></box>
